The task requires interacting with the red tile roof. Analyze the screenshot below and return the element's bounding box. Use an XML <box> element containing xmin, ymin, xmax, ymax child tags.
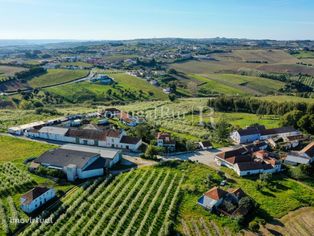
<box><xmin>204</xmin><ymin>187</ymin><xmax>228</xmax><ymax>200</ymax></box>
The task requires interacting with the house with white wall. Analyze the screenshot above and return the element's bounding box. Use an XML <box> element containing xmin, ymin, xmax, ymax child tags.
<box><xmin>20</xmin><ymin>187</ymin><xmax>56</xmax><ymax>214</ymax></box>
<box><xmin>156</xmin><ymin>132</ymin><xmax>176</xmax><ymax>151</ymax></box>
<box><xmin>215</xmin><ymin>145</ymin><xmax>281</xmax><ymax>176</ymax></box>
<box><xmin>285</xmin><ymin>142</ymin><xmax>314</xmax><ymax>165</ymax></box>
<box><xmin>198</xmin><ymin>187</ymin><xmax>246</xmax><ymax>211</ymax></box>
<box><xmin>27</xmin><ymin>126</ymin><xmax>142</xmax><ymax>151</ymax></box>
<box><xmin>230</xmin><ymin>125</ymin><xmax>301</xmax><ymax>144</ymax></box>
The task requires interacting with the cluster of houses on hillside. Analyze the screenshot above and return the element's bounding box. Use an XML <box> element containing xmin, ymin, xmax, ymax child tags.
<box><xmin>215</xmin><ymin>142</ymin><xmax>282</xmax><ymax>176</ymax></box>
<box><xmin>219</xmin><ymin>125</ymin><xmax>314</xmax><ymax>176</ymax></box>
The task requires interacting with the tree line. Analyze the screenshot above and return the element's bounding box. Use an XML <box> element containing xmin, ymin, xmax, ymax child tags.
<box><xmin>208</xmin><ymin>96</ymin><xmax>314</xmax><ymax>134</ymax></box>
<box><xmin>208</xmin><ymin>96</ymin><xmax>314</xmax><ymax>115</ymax></box>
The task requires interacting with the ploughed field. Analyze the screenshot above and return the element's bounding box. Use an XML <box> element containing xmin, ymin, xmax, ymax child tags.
<box><xmin>263</xmin><ymin>207</ymin><xmax>314</xmax><ymax>236</ymax></box>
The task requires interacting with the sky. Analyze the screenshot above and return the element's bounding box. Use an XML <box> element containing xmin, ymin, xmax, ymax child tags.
<box><xmin>0</xmin><ymin>0</ymin><xmax>314</xmax><ymax>40</ymax></box>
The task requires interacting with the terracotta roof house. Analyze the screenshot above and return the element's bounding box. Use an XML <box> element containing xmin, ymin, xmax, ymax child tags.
<box><xmin>156</xmin><ymin>132</ymin><xmax>176</xmax><ymax>151</ymax></box>
<box><xmin>198</xmin><ymin>187</ymin><xmax>227</xmax><ymax>210</ymax></box>
<box><xmin>198</xmin><ymin>187</ymin><xmax>246</xmax><ymax>211</ymax></box>
<box><xmin>20</xmin><ymin>187</ymin><xmax>56</xmax><ymax>214</ymax></box>
<box><xmin>215</xmin><ymin>146</ymin><xmax>281</xmax><ymax>176</ymax></box>
<box><xmin>119</xmin><ymin>112</ymin><xmax>138</xmax><ymax>127</ymax></box>
<box><xmin>26</xmin><ymin>126</ymin><xmax>142</xmax><ymax>151</ymax></box>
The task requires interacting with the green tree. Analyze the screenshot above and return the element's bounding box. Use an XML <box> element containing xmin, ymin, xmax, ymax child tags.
<box><xmin>281</xmin><ymin>110</ymin><xmax>303</xmax><ymax>128</ymax></box>
<box><xmin>238</xmin><ymin>196</ymin><xmax>254</xmax><ymax>210</ymax></box>
<box><xmin>248</xmin><ymin>221</ymin><xmax>260</xmax><ymax>232</ymax></box>
<box><xmin>214</xmin><ymin>119</ymin><xmax>231</xmax><ymax>142</ymax></box>
<box><xmin>297</xmin><ymin>114</ymin><xmax>314</xmax><ymax>134</ymax></box>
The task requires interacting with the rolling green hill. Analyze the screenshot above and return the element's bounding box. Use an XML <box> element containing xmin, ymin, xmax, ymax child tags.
<box><xmin>46</xmin><ymin>72</ymin><xmax>167</xmax><ymax>103</ymax></box>
<box><xmin>28</xmin><ymin>69</ymin><xmax>89</xmax><ymax>88</ymax></box>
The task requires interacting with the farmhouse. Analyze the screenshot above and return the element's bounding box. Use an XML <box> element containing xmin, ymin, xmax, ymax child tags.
<box><xmin>20</xmin><ymin>187</ymin><xmax>56</xmax><ymax>214</ymax></box>
<box><xmin>27</xmin><ymin>126</ymin><xmax>75</xmax><ymax>143</ymax></box>
<box><xmin>285</xmin><ymin>141</ymin><xmax>314</xmax><ymax>165</ymax></box>
<box><xmin>26</xmin><ymin>126</ymin><xmax>142</xmax><ymax>151</ymax></box>
<box><xmin>215</xmin><ymin>145</ymin><xmax>281</xmax><ymax>176</ymax></box>
<box><xmin>91</xmin><ymin>74</ymin><xmax>113</xmax><ymax>84</ymax></box>
<box><xmin>35</xmin><ymin>145</ymin><xmax>121</xmax><ymax>181</ymax></box>
<box><xmin>156</xmin><ymin>132</ymin><xmax>176</xmax><ymax>151</ymax></box>
<box><xmin>198</xmin><ymin>187</ymin><xmax>246</xmax><ymax>212</ymax></box>
<box><xmin>230</xmin><ymin>125</ymin><xmax>301</xmax><ymax>144</ymax></box>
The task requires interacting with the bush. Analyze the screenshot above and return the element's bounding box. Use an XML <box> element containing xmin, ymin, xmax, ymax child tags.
<box><xmin>248</xmin><ymin>220</ymin><xmax>260</xmax><ymax>232</ymax></box>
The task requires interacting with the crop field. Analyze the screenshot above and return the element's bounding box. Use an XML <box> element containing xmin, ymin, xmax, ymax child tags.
<box><xmin>263</xmin><ymin>207</ymin><xmax>314</xmax><ymax>236</ymax></box>
<box><xmin>298</xmin><ymin>76</ymin><xmax>314</xmax><ymax>88</ymax></box>
<box><xmin>193</xmin><ymin>74</ymin><xmax>284</xmax><ymax>95</ymax></box>
<box><xmin>28</xmin><ymin>69</ymin><xmax>89</xmax><ymax>88</ymax></box>
<box><xmin>0</xmin><ymin>162</ymin><xmax>35</xmax><ymax>198</ymax></box>
<box><xmin>171</xmin><ymin>49</ymin><xmax>300</xmax><ymax>74</ymax></box>
<box><xmin>0</xmin><ymin>136</ymin><xmax>55</xmax><ymax>162</ymax></box>
<box><xmin>0</xmin><ymin>196</ymin><xmax>27</xmax><ymax>235</ymax></box>
<box><xmin>180</xmin><ymin>217</ymin><xmax>238</xmax><ymax>236</ymax></box>
<box><xmin>258</xmin><ymin>63</ymin><xmax>314</xmax><ymax>76</ymax></box>
<box><xmin>190</xmin><ymin>74</ymin><xmax>247</xmax><ymax>95</ymax></box>
<box><xmin>219</xmin><ymin>49</ymin><xmax>298</xmax><ymax>64</ymax></box>
<box><xmin>21</xmin><ymin>167</ymin><xmax>184</xmax><ymax>236</ymax></box>
<box><xmin>0</xmin><ymin>66</ymin><xmax>26</xmax><ymax>76</ymax></box>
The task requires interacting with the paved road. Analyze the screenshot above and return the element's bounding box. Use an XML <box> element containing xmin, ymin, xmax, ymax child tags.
<box><xmin>165</xmin><ymin>147</ymin><xmax>233</xmax><ymax>170</ymax></box>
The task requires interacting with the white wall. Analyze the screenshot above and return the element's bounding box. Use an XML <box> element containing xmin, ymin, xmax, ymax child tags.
<box><xmin>21</xmin><ymin>189</ymin><xmax>56</xmax><ymax>214</ymax></box>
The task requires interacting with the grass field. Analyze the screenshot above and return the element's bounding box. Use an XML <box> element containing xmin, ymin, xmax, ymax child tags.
<box><xmin>185</xmin><ymin>112</ymin><xmax>281</xmax><ymax>129</ymax></box>
<box><xmin>193</xmin><ymin>74</ymin><xmax>284</xmax><ymax>95</ymax></box>
<box><xmin>47</xmin><ymin>72</ymin><xmax>167</xmax><ymax>102</ymax></box>
<box><xmin>109</xmin><ymin>72</ymin><xmax>168</xmax><ymax>100</ymax></box>
<box><xmin>190</xmin><ymin>74</ymin><xmax>247</xmax><ymax>95</ymax></box>
<box><xmin>0</xmin><ymin>136</ymin><xmax>55</xmax><ymax>163</ymax></box>
<box><xmin>28</xmin><ymin>69</ymin><xmax>89</xmax><ymax>88</ymax></box>
<box><xmin>256</xmin><ymin>95</ymin><xmax>314</xmax><ymax>104</ymax></box>
<box><xmin>60</xmin><ymin>62</ymin><xmax>93</xmax><ymax>67</ymax></box>
<box><xmin>291</xmin><ymin>50</ymin><xmax>314</xmax><ymax>59</ymax></box>
<box><xmin>223</xmin><ymin>168</ymin><xmax>314</xmax><ymax>219</ymax></box>
<box><xmin>0</xmin><ymin>66</ymin><xmax>26</xmax><ymax>76</ymax></box>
